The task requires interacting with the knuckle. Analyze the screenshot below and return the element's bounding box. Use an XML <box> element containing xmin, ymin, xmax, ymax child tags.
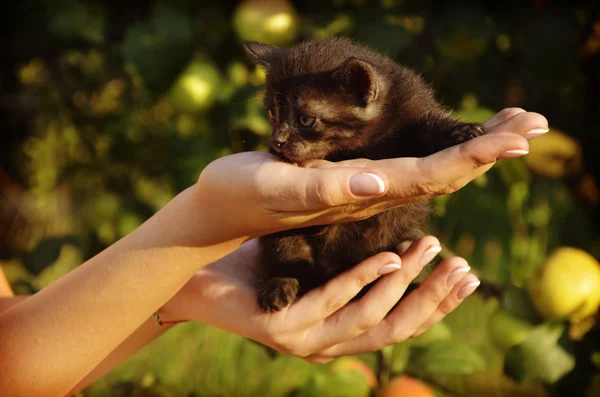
<box><xmin>500</xmin><ymin>107</ymin><xmax>526</xmax><ymax>119</ymax></box>
<box><xmin>323</xmin><ymin>296</ymin><xmax>345</xmax><ymax>314</ymax></box>
<box><xmin>459</xmin><ymin>142</ymin><xmax>490</xmax><ymax>169</ymax></box>
<box><xmin>437</xmin><ymin>300</ymin><xmax>455</xmax><ymax>316</ymax></box>
<box><xmin>312</xmin><ymin>175</ymin><xmax>339</xmax><ymax>207</ymax></box>
<box><xmin>438</xmin><ymin>292</ymin><xmax>462</xmax><ymax>315</ymax></box>
<box><xmin>412</xmin><ymin>327</ymin><xmax>427</xmax><ymax>338</ymax></box>
<box><xmin>422</xmin><ymin>284</ymin><xmax>447</xmax><ymax>306</ymax></box>
<box><xmin>269</xmin><ymin>335</ymin><xmax>296</xmax><ymax>355</ymax></box>
<box><xmin>412</xmin><ymin>179</ymin><xmax>441</xmax><ymax>197</ymax></box>
<box><xmin>355</xmin><ymin>305</ymin><xmax>381</xmax><ymax>332</ymax></box>
<box><xmin>305</xmin><ymin>355</ymin><xmax>332</xmax><ymax>364</ymax></box>
<box><xmin>355</xmin><ymin>273</ymin><xmax>373</xmax><ymax>289</ymax></box>
<box><xmin>389</xmin><ymin>329</ymin><xmax>412</xmax><ymax>344</ymax></box>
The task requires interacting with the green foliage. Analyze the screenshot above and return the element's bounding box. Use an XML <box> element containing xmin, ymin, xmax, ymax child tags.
<box><xmin>2</xmin><ymin>1</ymin><xmax>600</xmax><ymax>396</ymax></box>
<box><xmin>505</xmin><ymin>324</ymin><xmax>575</xmax><ymax>384</ymax></box>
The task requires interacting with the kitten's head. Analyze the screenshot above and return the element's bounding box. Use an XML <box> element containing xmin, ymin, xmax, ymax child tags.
<box><xmin>244</xmin><ymin>38</ymin><xmax>391</xmax><ymax>163</ymax></box>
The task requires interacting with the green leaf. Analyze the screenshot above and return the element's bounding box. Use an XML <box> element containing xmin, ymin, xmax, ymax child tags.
<box><xmin>501</xmin><ymin>285</ymin><xmax>541</xmax><ymax>323</ymax></box>
<box><xmin>505</xmin><ymin>323</ymin><xmax>575</xmax><ymax>384</ymax></box>
<box><xmin>294</xmin><ymin>369</ymin><xmax>371</xmax><ymax>397</ymax></box>
<box><xmin>21</xmin><ymin>236</ymin><xmax>76</xmax><ymax>275</ymax></box>
<box><xmin>391</xmin><ymin>341</ymin><xmax>412</xmax><ymax>373</ymax></box>
<box><xmin>411</xmin><ymin>320</ymin><xmax>453</xmax><ymax>347</ymax></box>
<box><xmin>592</xmin><ymin>351</ymin><xmax>600</xmax><ymax>369</ymax></box>
<box><xmin>354</xmin><ymin>12</ymin><xmax>413</xmax><ymax>56</ymax></box>
<box><xmin>49</xmin><ymin>2</ymin><xmax>105</xmax><ymax>43</ymax></box>
<box><xmin>415</xmin><ymin>340</ymin><xmax>487</xmax><ymax>375</ymax></box>
<box><xmin>122</xmin><ymin>5</ymin><xmax>195</xmax><ymax>93</ymax></box>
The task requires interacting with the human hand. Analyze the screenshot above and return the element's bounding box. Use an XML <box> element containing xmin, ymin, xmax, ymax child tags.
<box><xmin>161</xmin><ymin>236</ymin><xmax>480</xmax><ymax>363</ymax></box>
<box><xmin>191</xmin><ymin>108</ymin><xmax>548</xmax><ymax>243</ymax></box>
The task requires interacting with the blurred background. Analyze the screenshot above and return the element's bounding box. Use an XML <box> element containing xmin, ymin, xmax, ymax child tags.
<box><xmin>1</xmin><ymin>0</ymin><xmax>600</xmax><ymax>396</ymax></box>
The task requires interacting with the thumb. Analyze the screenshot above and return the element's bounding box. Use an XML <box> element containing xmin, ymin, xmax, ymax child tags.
<box><xmin>264</xmin><ymin>166</ymin><xmax>389</xmax><ymax>212</ymax></box>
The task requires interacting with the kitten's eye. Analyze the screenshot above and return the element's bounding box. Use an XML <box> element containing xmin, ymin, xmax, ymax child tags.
<box><xmin>299</xmin><ymin>115</ymin><xmax>316</xmax><ymax>128</ymax></box>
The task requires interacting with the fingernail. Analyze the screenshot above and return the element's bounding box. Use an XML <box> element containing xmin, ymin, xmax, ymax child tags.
<box><xmin>446</xmin><ymin>266</ymin><xmax>471</xmax><ymax>287</ymax></box>
<box><xmin>350</xmin><ymin>173</ymin><xmax>385</xmax><ymax>196</ymax></box>
<box><xmin>457</xmin><ymin>280</ymin><xmax>481</xmax><ymax>299</ymax></box>
<box><xmin>419</xmin><ymin>245</ymin><xmax>442</xmax><ymax>269</ymax></box>
<box><xmin>378</xmin><ymin>263</ymin><xmax>401</xmax><ymax>275</ymax></box>
<box><xmin>501</xmin><ymin>149</ymin><xmax>529</xmax><ymax>158</ymax></box>
<box><xmin>525</xmin><ymin>128</ymin><xmax>549</xmax><ymax>138</ymax></box>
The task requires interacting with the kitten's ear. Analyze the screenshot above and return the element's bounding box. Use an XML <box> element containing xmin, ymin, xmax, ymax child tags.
<box><xmin>243</xmin><ymin>41</ymin><xmax>283</xmax><ymax>70</ymax></box>
<box><xmin>332</xmin><ymin>57</ymin><xmax>379</xmax><ymax>105</ymax></box>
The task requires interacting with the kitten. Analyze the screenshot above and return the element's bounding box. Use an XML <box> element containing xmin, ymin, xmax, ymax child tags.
<box><xmin>244</xmin><ymin>37</ymin><xmax>484</xmax><ymax>312</ymax></box>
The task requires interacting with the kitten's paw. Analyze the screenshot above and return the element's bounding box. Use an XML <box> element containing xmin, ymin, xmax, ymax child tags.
<box><xmin>451</xmin><ymin>123</ymin><xmax>485</xmax><ymax>145</ymax></box>
<box><xmin>257</xmin><ymin>277</ymin><xmax>300</xmax><ymax>312</ymax></box>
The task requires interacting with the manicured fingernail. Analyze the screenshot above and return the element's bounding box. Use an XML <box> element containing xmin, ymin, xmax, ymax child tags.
<box><xmin>501</xmin><ymin>149</ymin><xmax>529</xmax><ymax>158</ymax></box>
<box><xmin>458</xmin><ymin>280</ymin><xmax>481</xmax><ymax>299</ymax></box>
<box><xmin>419</xmin><ymin>245</ymin><xmax>442</xmax><ymax>269</ymax></box>
<box><xmin>350</xmin><ymin>173</ymin><xmax>385</xmax><ymax>196</ymax></box>
<box><xmin>446</xmin><ymin>266</ymin><xmax>471</xmax><ymax>287</ymax></box>
<box><xmin>525</xmin><ymin>128</ymin><xmax>549</xmax><ymax>138</ymax></box>
<box><xmin>378</xmin><ymin>263</ymin><xmax>401</xmax><ymax>275</ymax></box>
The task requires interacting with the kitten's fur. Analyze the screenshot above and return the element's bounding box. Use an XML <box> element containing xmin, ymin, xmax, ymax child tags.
<box><xmin>244</xmin><ymin>37</ymin><xmax>484</xmax><ymax>312</ymax></box>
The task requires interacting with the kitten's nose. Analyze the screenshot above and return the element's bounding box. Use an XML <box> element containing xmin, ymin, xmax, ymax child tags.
<box><xmin>271</xmin><ymin>127</ymin><xmax>291</xmax><ymax>153</ymax></box>
<box><xmin>273</xmin><ymin>139</ymin><xmax>286</xmax><ymax>149</ymax></box>
<box><xmin>271</xmin><ymin>136</ymin><xmax>288</xmax><ymax>152</ymax></box>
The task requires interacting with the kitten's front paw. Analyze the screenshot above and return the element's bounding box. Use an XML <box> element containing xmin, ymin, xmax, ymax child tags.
<box><xmin>451</xmin><ymin>123</ymin><xmax>485</xmax><ymax>145</ymax></box>
<box><xmin>257</xmin><ymin>277</ymin><xmax>300</xmax><ymax>312</ymax></box>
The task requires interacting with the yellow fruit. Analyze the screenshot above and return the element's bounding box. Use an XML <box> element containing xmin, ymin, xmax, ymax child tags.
<box><xmin>330</xmin><ymin>357</ymin><xmax>378</xmax><ymax>389</ymax></box>
<box><xmin>166</xmin><ymin>59</ymin><xmax>222</xmax><ymax>113</ymax></box>
<box><xmin>529</xmin><ymin>247</ymin><xmax>600</xmax><ymax>322</ymax></box>
<box><xmin>489</xmin><ymin>309</ymin><xmax>533</xmax><ymax>351</ymax></box>
<box><xmin>233</xmin><ymin>0</ymin><xmax>298</xmax><ymax>46</ymax></box>
<box><xmin>524</xmin><ymin>128</ymin><xmax>583</xmax><ymax>179</ymax></box>
<box><xmin>382</xmin><ymin>376</ymin><xmax>436</xmax><ymax>397</ymax></box>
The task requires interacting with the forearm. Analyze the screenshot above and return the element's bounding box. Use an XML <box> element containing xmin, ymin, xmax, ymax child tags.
<box><xmin>1</xmin><ymin>295</ymin><xmax>172</xmax><ymax>396</ymax></box>
<box><xmin>0</xmin><ymin>187</ymin><xmax>245</xmax><ymax>396</ymax></box>
<box><xmin>67</xmin><ymin>318</ymin><xmax>174</xmax><ymax>396</ymax></box>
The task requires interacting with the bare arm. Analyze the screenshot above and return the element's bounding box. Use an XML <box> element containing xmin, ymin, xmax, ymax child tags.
<box><xmin>0</xmin><ymin>294</ymin><xmax>173</xmax><ymax>396</ymax></box>
<box><xmin>0</xmin><ymin>109</ymin><xmax>546</xmax><ymax>397</ymax></box>
<box><xmin>0</xmin><ymin>188</ymin><xmax>245</xmax><ymax>396</ymax></box>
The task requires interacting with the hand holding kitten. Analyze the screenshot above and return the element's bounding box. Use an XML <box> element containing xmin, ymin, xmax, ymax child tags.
<box><xmin>161</xmin><ymin>236</ymin><xmax>479</xmax><ymax>363</ymax></box>
<box><xmin>193</xmin><ymin>107</ymin><xmax>547</xmax><ymax>242</ymax></box>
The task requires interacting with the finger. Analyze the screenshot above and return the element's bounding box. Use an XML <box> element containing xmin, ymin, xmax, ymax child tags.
<box><xmin>319</xmin><ymin>257</ymin><xmax>471</xmax><ymax>357</ymax></box>
<box><xmin>276</xmin><ymin>132</ymin><xmax>530</xmax><ymax>228</ymax></box>
<box><xmin>378</xmin><ymin>132</ymin><xmax>528</xmax><ymax>203</ymax></box>
<box><xmin>302</xmin><ymin>237</ymin><xmax>441</xmax><ymax>352</ymax></box>
<box><xmin>481</xmin><ymin>107</ymin><xmax>526</xmax><ymax>130</ymax></box>
<box><xmin>411</xmin><ymin>273</ymin><xmax>480</xmax><ymax>337</ymax></box>
<box><xmin>486</xmin><ymin>111</ymin><xmax>549</xmax><ymax>140</ymax></box>
<box><xmin>261</xmin><ymin>165</ymin><xmax>390</xmax><ymax>213</ymax></box>
<box><xmin>287</xmin><ymin>251</ymin><xmax>402</xmax><ymax>328</ymax></box>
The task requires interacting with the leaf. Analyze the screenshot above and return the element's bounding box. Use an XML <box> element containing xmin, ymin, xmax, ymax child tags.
<box><xmin>122</xmin><ymin>5</ymin><xmax>195</xmax><ymax>93</ymax></box>
<box><xmin>391</xmin><ymin>341</ymin><xmax>412</xmax><ymax>374</ymax></box>
<box><xmin>505</xmin><ymin>323</ymin><xmax>575</xmax><ymax>384</ymax></box>
<box><xmin>354</xmin><ymin>12</ymin><xmax>413</xmax><ymax>56</ymax></box>
<box><xmin>431</xmin><ymin>5</ymin><xmax>493</xmax><ymax>62</ymax></box>
<box><xmin>501</xmin><ymin>285</ymin><xmax>541</xmax><ymax>323</ymax></box>
<box><xmin>415</xmin><ymin>340</ymin><xmax>487</xmax><ymax>375</ymax></box>
<box><xmin>411</xmin><ymin>320</ymin><xmax>453</xmax><ymax>347</ymax></box>
<box><xmin>49</xmin><ymin>2</ymin><xmax>105</xmax><ymax>43</ymax></box>
<box><xmin>21</xmin><ymin>236</ymin><xmax>77</xmax><ymax>275</ymax></box>
<box><xmin>294</xmin><ymin>369</ymin><xmax>371</xmax><ymax>397</ymax></box>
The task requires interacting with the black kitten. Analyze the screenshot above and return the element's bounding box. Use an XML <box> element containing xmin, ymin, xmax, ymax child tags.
<box><xmin>244</xmin><ymin>37</ymin><xmax>483</xmax><ymax>312</ymax></box>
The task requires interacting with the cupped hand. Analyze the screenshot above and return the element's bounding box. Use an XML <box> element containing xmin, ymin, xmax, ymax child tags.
<box><xmin>161</xmin><ymin>237</ymin><xmax>480</xmax><ymax>363</ymax></box>
<box><xmin>192</xmin><ymin>108</ymin><xmax>548</xmax><ymax>242</ymax></box>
